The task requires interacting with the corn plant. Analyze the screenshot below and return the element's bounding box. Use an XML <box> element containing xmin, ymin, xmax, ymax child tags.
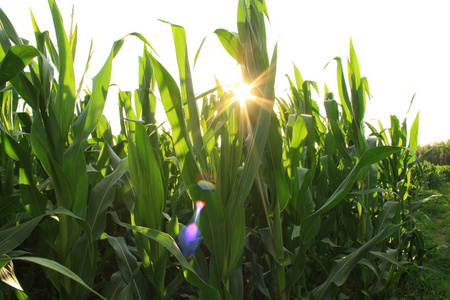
<box><xmin>0</xmin><ymin>0</ymin><xmax>436</xmax><ymax>299</ymax></box>
<box><xmin>150</xmin><ymin>9</ymin><xmax>276</xmax><ymax>300</ymax></box>
<box><xmin>0</xmin><ymin>1</ymin><xmax>129</xmax><ymax>298</ymax></box>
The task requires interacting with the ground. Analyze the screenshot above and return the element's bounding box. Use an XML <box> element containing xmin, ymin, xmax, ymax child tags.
<box><xmin>396</xmin><ymin>182</ymin><xmax>450</xmax><ymax>299</ymax></box>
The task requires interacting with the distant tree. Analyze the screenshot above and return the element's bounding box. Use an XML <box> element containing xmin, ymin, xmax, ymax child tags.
<box><xmin>416</xmin><ymin>139</ymin><xmax>450</xmax><ymax>165</ymax></box>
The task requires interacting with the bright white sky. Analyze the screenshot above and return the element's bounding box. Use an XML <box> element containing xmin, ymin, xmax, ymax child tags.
<box><xmin>2</xmin><ymin>0</ymin><xmax>449</xmax><ymax>145</ymax></box>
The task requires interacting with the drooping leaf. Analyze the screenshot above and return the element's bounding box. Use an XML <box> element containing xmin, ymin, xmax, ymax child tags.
<box><xmin>312</xmin><ymin>224</ymin><xmax>401</xmax><ymax>299</ymax></box>
<box><xmin>0</xmin><ymin>216</ymin><xmax>43</xmax><ymax>256</ymax></box>
<box><xmin>112</xmin><ymin>214</ymin><xmax>221</xmax><ymax>299</ymax></box>
<box><xmin>0</xmin><ymin>45</ymin><xmax>39</xmax><ymax>85</ymax></box>
<box><xmin>89</xmin><ymin>158</ymin><xmax>129</xmax><ymax>240</ymax></box>
<box><xmin>214</xmin><ymin>29</ymin><xmax>244</xmax><ymax>65</ymax></box>
<box><xmin>10</xmin><ymin>256</ymin><xmax>105</xmax><ymax>299</ymax></box>
<box><xmin>301</xmin><ymin>146</ymin><xmax>402</xmax><ymax>239</ymax></box>
<box><xmin>106</xmin><ymin>234</ymin><xmax>148</xmax><ymax>299</ymax></box>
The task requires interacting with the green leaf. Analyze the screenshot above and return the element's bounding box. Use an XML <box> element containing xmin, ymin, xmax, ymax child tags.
<box><xmin>48</xmin><ymin>0</ymin><xmax>76</xmax><ymax>138</ymax></box>
<box><xmin>63</xmin><ymin>39</ymin><xmax>122</xmax><ymax>220</ymax></box>
<box><xmin>52</xmin><ymin>207</ymin><xmax>94</xmax><ymax>254</ymax></box>
<box><xmin>327</xmin><ymin>57</ymin><xmax>352</xmax><ymax>133</ymax></box>
<box><xmin>30</xmin><ymin>12</ymin><xmax>55</xmax><ymax>108</ymax></box>
<box><xmin>89</xmin><ymin>158</ymin><xmax>129</xmax><ymax>240</ymax></box>
<box><xmin>288</xmin><ymin>114</ymin><xmax>308</xmax><ymax>173</ymax></box>
<box><xmin>112</xmin><ymin>215</ymin><xmax>221</xmax><ymax>299</ymax></box>
<box><xmin>227</xmin><ymin>43</ymin><xmax>278</xmax><ymax>274</ymax></box>
<box><xmin>8</xmin><ymin>71</ymin><xmax>39</xmax><ymax>110</ymax></box>
<box><xmin>324</xmin><ymin>100</ymin><xmax>351</xmax><ymax>160</ymax></box>
<box><xmin>360</xmin><ymin>258</ymin><xmax>380</xmax><ymax>276</ymax></box>
<box><xmin>0</xmin><ymin>8</ymin><xmax>24</xmax><ymax>46</ymax></box>
<box><xmin>11</xmin><ymin>256</ymin><xmax>105</xmax><ymax>299</ymax></box>
<box><xmin>123</xmin><ymin>32</ymin><xmax>157</xmax><ymax>55</ymax></box>
<box><xmin>150</xmin><ymin>55</ymin><xmax>228</xmax><ymax>277</ymax></box>
<box><xmin>301</xmin><ymin>146</ymin><xmax>402</xmax><ymax>239</ymax></box>
<box><xmin>375</xmin><ymin>201</ymin><xmax>399</xmax><ymax>234</ymax></box>
<box><xmin>71</xmin><ymin>41</ymin><xmax>120</xmax><ymax>144</ymax></box>
<box><xmin>0</xmin><ymin>123</ymin><xmax>46</xmax><ymax>216</ymax></box>
<box><xmin>214</xmin><ymin>29</ymin><xmax>243</xmax><ymax>65</ymax></box>
<box><xmin>128</xmin><ymin>123</ymin><xmax>164</xmax><ymax>230</ymax></box>
<box><xmin>228</xmin><ymin>43</ymin><xmax>277</xmax><ymax>210</ymax></box>
<box><xmin>103</xmin><ymin>272</ymin><xmax>128</xmax><ymax>300</ymax></box>
<box><xmin>171</xmin><ymin>23</ymin><xmax>208</xmax><ymax>173</ymax></box>
<box><xmin>349</xmin><ymin>39</ymin><xmax>365</xmax><ymax>125</ymax></box>
<box><xmin>369</xmin><ymin>250</ymin><xmax>405</xmax><ymax>269</ymax></box>
<box><xmin>106</xmin><ymin>234</ymin><xmax>148</xmax><ymax>299</ymax></box>
<box><xmin>0</xmin><ymin>45</ymin><xmax>39</xmax><ymax>85</ymax></box>
<box><xmin>0</xmin><ymin>195</ymin><xmax>22</xmax><ymax>218</ymax></box>
<box><xmin>150</xmin><ymin>55</ymin><xmax>199</xmax><ymax>189</ymax></box>
<box><xmin>408</xmin><ymin>112</ymin><xmax>419</xmax><ymax>153</ymax></box>
<box><xmin>193</xmin><ymin>36</ymin><xmax>207</xmax><ymax>68</ymax></box>
<box><xmin>312</xmin><ymin>224</ymin><xmax>401</xmax><ymax>299</ymax></box>
<box><xmin>0</xmin><ymin>216</ymin><xmax>43</xmax><ymax>256</ymax></box>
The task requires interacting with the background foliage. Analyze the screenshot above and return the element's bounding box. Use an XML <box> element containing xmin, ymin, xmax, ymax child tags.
<box><xmin>416</xmin><ymin>140</ymin><xmax>450</xmax><ymax>166</ymax></box>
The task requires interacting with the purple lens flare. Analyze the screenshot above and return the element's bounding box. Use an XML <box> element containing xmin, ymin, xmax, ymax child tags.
<box><xmin>184</xmin><ymin>223</ymin><xmax>199</xmax><ymax>243</ymax></box>
<box><xmin>175</xmin><ymin>200</ymin><xmax>206</xmax><ymax>258</ymax></box>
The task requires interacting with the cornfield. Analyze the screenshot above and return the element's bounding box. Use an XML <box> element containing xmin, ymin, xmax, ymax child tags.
<box><xmin>0</xmin><ymin>1</ymin><xmax>431</xmax><ymax>299</ymax></box>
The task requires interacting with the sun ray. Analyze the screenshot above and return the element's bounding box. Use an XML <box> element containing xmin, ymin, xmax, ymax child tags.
<box><xmin>231</xmin><ymin>82</ymin><xmax>254</xmax><ymax>108</ymax></box>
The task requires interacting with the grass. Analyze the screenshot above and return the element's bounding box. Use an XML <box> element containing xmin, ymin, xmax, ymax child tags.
<box><xmin>395</xmin><ymin>182</ymin><xmax>450</xmax><ymax>299</ymax></box>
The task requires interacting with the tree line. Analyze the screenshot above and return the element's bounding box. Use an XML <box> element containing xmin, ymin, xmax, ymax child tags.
<box><xmin>416</xmin><ymin>139</ymin><xmax>450</xmax><ymax>165</ymax></box>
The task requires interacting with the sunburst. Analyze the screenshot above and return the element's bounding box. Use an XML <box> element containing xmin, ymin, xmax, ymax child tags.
<box><xmin>230</xmin><ymin>82</ymin><xmax>255</xmax><ymax>108</ymax></box>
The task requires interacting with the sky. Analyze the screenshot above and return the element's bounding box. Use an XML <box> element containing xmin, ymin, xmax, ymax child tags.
<box><xmin>2</xmin><ymin>0</ymin><xmax>450</xmax><ymax>145</ymax></box>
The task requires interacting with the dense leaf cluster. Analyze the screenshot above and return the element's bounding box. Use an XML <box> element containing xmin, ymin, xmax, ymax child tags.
<box><xmin>0</xmin><ymin>1</ymin><xmax>438</xmax><ymax>299</ymax></box>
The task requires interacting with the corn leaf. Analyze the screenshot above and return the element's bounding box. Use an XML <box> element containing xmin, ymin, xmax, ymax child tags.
<box><xmin>0</xmin><ymin>45</ymin><xmax>39</xmax><ymax>85</ymax></box>
<box><xmin>106</xmin><ymin>234</ymin><xmax>148</xmax><ymax>299</ymax></box>
<box><xmin>0</xmin><ymin>8</ymin><xmax>23</xmax><ymax>46</ymax></box>
<box><xmin>89</xmin><ymin>158</ymin><xmax>129</xmax><ymax>240</ymax></box>
<box><xmin>103</xmin><ymin>272</ymin><xmax>128</xmax><ymax>300</ymax></box>
<box><xmin>171</xmin><ymin>23</ymin><xmax>208</xmax><ymax>173</ymax></box>
<box><xmin>71</xmin><ymin>39</ymin><xmax>122</xmax><ymax>145</ymax></box>
<box><xmin>301</xmin><ymin>146</ymin><xmax>402</xmax><ymax>239</ymax></box>
<box><xmin>0</xmin><ymin>123</ymin><xmax>46</xmax><ymax>216</ymax></box>
<box><xmin>375</xmin><ymin>201</ymin><xmax>399</xmax><ymax>234</ymax></box>
<box><xmin>128</xmin><ymin>122</ymin><xmax>164</xmax><ymax>230</ymax></box>
<box><xmin>0</xmin><ymin>216</ymin><xmax>43</xmax><ymax>256</ymax></box>
<box><xmin>150</xmin><ymin>55</ymin><xmax>228</xmax><ymax>275</ymax></box>
<box><xmin>10</xmin><ymin>256</ymin><xmax>105</xmax><ymax>299</ymax></box>
<box><xmin>48</xmin><ymin>0</ymin><xmax>76</xmax><ymax>139</ymax></box>
<box><xmin>312</xmin><ymin>224</ymin><xmax>401</xmax><ymax>299</ymax></box>
<box><xmin>214</xmin><ymin>29</ymin><xmax>244</xmax><ymax>65</ymax></box>
<box><xmin>112</xmin><ymin>215</ymin><xmax>221</xmax><ymax>299</ymax></box>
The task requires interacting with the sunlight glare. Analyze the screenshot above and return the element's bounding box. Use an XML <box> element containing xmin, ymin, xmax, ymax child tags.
<box><xmin>231</xmin><ymin>82</ymin><xmax>254</xmax><ymax>108</ymax></box>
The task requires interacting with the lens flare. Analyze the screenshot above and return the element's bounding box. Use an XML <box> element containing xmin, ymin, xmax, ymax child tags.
<box><xmin>175</xmin><ymin>200</ymin><xmax>206</xmax><ymax>258</ymax></box>
<box><xmin>197</xmin><ymin>179</ymin><xmax>215</xmax><ymax>191</ymax></box>
<box><xmin>231</xmin><ymin>82</ymin><xmax>254</xmax><ymax>108</ymax></box>
<box><xmin>194</xmin><ymin>200</ymin><xmax>205</xmax><ymax>223</ymax></box>
<box><xmin>184</xmin><ymin>223</ymin><xmax>199</xmax><ymax>243</ymax></box>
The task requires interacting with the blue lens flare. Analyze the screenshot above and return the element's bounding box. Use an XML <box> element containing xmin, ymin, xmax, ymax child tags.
<box><xmin>184</xmin><ymin>223</ymin><xmax>199</xmax><ymax>242</ymax></box>
<box><xmin>176</xmin><ymin>200</ymin><xmax>206</xmax><ymax>258</ymax></box>
<box><xmin>176</xmin><ymin>224</ymin><xmax>202</xmax><ymax>258</ymax></box>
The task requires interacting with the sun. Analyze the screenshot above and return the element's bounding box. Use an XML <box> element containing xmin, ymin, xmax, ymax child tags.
<box><xmin>231</xmin><ymin>82</ymin><xmax>254</xmax><ymax>108</ymax></box>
